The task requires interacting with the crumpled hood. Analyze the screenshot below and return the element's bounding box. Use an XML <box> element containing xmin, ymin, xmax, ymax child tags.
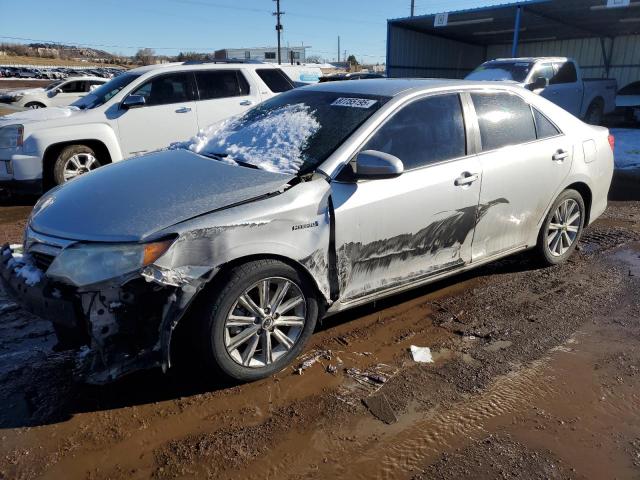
<box><xmin>0</xmin><ymin>106</ymin><xmax>83</xmax><ymax>125</ymax></box>
<box><xmin>29</xmin><ymin>149</ymin><xmax>294</xmax><ymax>242</ymax></box>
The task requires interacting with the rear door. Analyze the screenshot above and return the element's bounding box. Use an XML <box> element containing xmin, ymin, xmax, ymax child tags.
<box><xmin>331</xmin><ymin>93</ymin><xmax>482</xmax><ymax>302</ymax></box>
<box><xmin>468</xmin><ymin>90</ymin><xmax>573</xmax><ymax>261</ymax></box>
<box><xmin>117</xmin><ymin>72</ymin><xmax>199</xmax><ymax>156</ymax></box>
<box><xmin>193</xmin><ymin>69</ymin><xmax>260</xmax><ymax>129</ymax></box>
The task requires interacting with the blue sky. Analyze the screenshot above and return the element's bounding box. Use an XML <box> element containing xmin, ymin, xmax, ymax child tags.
<box><xmin>0</xmin><ymin>0</ymin><xmax>511</xmax><ymax>63</ymax></box>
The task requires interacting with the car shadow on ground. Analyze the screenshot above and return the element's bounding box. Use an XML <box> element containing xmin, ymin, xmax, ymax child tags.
<box><xmin>0</xmin><ymin>251</ymin><xmax>541</xmax><ymax>430</ymax></box>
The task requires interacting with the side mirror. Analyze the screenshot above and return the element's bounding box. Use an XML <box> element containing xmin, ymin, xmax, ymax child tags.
<box><xmin>122</xmin><ymin>95</ymin><xmax>146</xmax><ymax>109</ymax></box>
<box><xmin>527</xmin><ymin>76</ymin><xmax>548</xmax><ymax>91</ymax></box>
<box><xmin>354</xmin><ymin>150</ymin><xmax>404</xmax><ymax>179</ymax></box>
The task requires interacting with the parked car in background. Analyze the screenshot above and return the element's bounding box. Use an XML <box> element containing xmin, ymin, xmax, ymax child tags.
<box><xmin>0</xmin><ymin>62</ymin><xmax>295</xmax><ymax>193</ymax></box>
<box><xmin>319</xmin><ymin>72</ymin><xmax>385</xmax><ymax>82</ymax></box>
<box><xmin>616</xmin><ymin>81</ymin><xmax>640</xmax><ymax>124</ymax></box>
<box><xmin>466</xmin><ymin>57</ymin><xmax>617</xmax><ymax>125</ymax></box>
<box><xmin>0</xmin><ymin>79</ymin><xmax>613</xmax><ymax>384</ymax></box>
<box><xmin>16</xmin><ymin>68</ymin><xmax>38</xmax><ymax>78</ymax></box>
<box><xmin>0</xmin><ymin>76</ymin><xmax>107</xmax><ymax>109</ymax></box>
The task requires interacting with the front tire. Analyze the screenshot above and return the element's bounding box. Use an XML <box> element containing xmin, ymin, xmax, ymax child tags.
<box><xmin>52</xmin><ymin>144</ymin><xmax>102</xmax><ymax>186</ymax></box>
<box><xmin>24</xmin><ymin>102</ymin><xmax>45</xmax><ymax>109</ymax></box>
<box><xmin>536</xmin><ymin>189</ymin><xmax>585</xmax><ymax>266</ymax></box>
<box><xmin>197</xmin><ymin>259</ymin><xmax>319</xmax><ymax>382</ymax></box>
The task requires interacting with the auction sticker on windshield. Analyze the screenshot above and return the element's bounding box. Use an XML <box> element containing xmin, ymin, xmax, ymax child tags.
<box><xmin>331</xmin><ymin>97</ymin><xmax>378</xmax><ymax>108</ymax></box>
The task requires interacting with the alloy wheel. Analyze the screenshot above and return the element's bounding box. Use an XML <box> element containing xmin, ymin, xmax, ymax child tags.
<box><xmin>63</xmin><ymin>153</ymin><xmax>98</xmax><ymax>181</ymax></box>
<box><xmin>546</xmin><ymin>198</ymin><xmax>581</xmax><ymax>257</ymax></box>
<box><xmin>224</xmin><ymin>277</ymin><xmax>306</xmax><ymax>368</ymax></box>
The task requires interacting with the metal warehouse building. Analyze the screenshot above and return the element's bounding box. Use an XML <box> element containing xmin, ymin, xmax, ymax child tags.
<box><xmin>386</xmin><ymin>0</ymin><xmax>640</xmax><ymax>89</ymax></box>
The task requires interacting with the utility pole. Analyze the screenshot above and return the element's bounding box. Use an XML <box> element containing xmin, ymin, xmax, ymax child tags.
<box><xmin>337</xmin><ymin>35</ymin><xmax>340</xmax><ymax>62</ymax></box>
<box><xmin>273</xmin><ymin>0</ymin><xmax>284</xmax><ymax>65</ymax></box>
<box><xmin>410</xmin><ymin>0</ymin><xmax>415</xmax><ymax>16</ymax></box>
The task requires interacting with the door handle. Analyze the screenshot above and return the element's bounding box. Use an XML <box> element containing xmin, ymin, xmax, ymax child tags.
<box><xmin>454</xmin><ymin>172</ymin><xmax>479</xmax><ymax>186</ymax></box>
<box><xmin>175</xmin><ymin>107</ymin><xmax>192</xmax><ymax>113</ymax></box>
<box><xmin>552</xmin><ymin>150</ymin><xmax>569</xmax><ymax>162</ymax></box>
<box><xmin>239</xmin><ymin>100</ymin><xmax>253</xmax><ymax>106</ymax></box>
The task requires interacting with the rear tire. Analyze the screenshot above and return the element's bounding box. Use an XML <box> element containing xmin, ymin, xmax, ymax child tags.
<box><xmin>535</xmin><ymin>189</ymin><xmax>585</xmax><ymax>266</ymax></box>
<box><xmin>52</xmin><ymin>144</ymin><xmax>102</xmax><ymax>186</ymax></box>
<box><xmin>196</xmin><ymin>259</ymin><xmax>319</xmax><ymax>382</ymax></box>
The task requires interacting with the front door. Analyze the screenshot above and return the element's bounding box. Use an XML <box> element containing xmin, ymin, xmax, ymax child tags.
<box><xmin>49</xmin><ymin>80</ymin><xmax>86</xmax><ymax>107</ymax></box>
<box><xmin>468</xmin><ymin>91</ymin><xmax>573</xmax><ymax>261</ymax></box>
<box><xmin>331</xmin><ymin>93</ymin><xmax>482</xmax><ymax>302</ymax></box>
<box><xmin>540</xmin><ymin>61</ymin><xmax>582</xmax><ymax>117</ymax></box>
<box><xmin>117</xmin><ymin>72</ymin><xmax>199</xmax><ymax>157</ymax></box>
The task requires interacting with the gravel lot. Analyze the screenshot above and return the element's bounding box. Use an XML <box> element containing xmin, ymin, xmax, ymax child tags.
<box><xmin>1</xmin><ymin>90</ymin><xmax>639</xmax><ymax>479</ymax></box>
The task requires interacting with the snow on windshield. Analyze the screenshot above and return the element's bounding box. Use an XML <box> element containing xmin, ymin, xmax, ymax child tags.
<box><xmin>187</xmin><ymin>103</ymin><xmax>320</xmax><ymax>174</ymax></box>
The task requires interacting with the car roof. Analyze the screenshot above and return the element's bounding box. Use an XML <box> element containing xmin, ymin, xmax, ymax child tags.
<box><xmin>63</xmin><ymin>76</ymin><xmax>107</xmax><ymax>82</ymax></box>
<box><xmin>308</xmin><ymin>78</ymin><xmax>521</xmax><ymax>98</ymax></box>
<box><xmin>130</xmin><ymin>62</ymin><xmax>280</xmax><ymax>74</ymax></box>
<box><xmin>490</xmin><ymin>57</ymin><xmax>569</xmax><ymax>63</ymax></box>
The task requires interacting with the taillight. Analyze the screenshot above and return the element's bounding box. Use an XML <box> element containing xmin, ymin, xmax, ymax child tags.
<box><xmin>608</xmin><ymin>134</ymin><xmax>615</xmax><ymax>151</ymax></box>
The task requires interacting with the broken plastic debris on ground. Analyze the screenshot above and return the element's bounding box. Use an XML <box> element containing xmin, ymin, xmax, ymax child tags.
<box><xmin>410</xmin><ymin>345</ymin><xmax>434</xmax><ymax>363</ymax></box>
<box><xmin>4</xmin><ymin>245</ymin><xmax>43</xmax><ymax>287</ymax></box>
<box><xmin>185</xmin><ymin>103</ymin><xmax>320</xmax><ymax>175</ymax></box>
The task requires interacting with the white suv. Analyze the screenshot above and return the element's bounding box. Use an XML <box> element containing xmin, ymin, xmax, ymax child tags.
<box><xmin>0</xmin><ymin>77</ymin><xmax>107</xmax><ymax>109</ymax></box>
<box><xmin>0</xmin><ymin>62</ymin><xmax>295</xmax><ymax>192</ymax></box>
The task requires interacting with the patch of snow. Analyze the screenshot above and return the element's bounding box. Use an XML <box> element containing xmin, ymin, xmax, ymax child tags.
<box><xmin>611</xmin><ymin>128</ymin><xmax>640</xmax><ymax>170</ymax></box>
<box><xmin>410</xmin><ymin>345</ymin><xmax>434</xmax><ymax>363</ymax></box>
<box><xmin>186</xmin><ymin>103</ymin><xmax>320</xmax><ymax>174</ymax></box>
<box><xmin>1</xmin><ymin>106</ymin><xmax>80</xmax><ymax>123</ymax></box>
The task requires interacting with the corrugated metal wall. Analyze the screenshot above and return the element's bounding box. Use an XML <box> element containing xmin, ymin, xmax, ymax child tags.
<box><xmin>387</xmin><ymin>24</ymin><xmax>485</xmax><ymax>79</ymax></box>
<box><xmin>388</xmin><ymin>25</ymin><xmax>640</xmax><ymax>89</ymax></box>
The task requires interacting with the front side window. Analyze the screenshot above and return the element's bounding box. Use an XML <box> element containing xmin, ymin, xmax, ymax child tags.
<box><xmin>195</xmin><ymin>70</ymin><xmax>249</xmax><ymax>100</ymax></box>
<box><xmin>471</xmin><ymin>92</ymin><xmax>536</xmax><ymax>151</ymax></box>
<box><xmin>551</xmin><ymin>62</ymin><xmax>578</xmax><ymax>84</ymax></box>
<box><xmin>531</xmin><ymin>63</ymin><xmax>554</xmax><ymax>83</ymax></box>
<box><xmin>61</xmin><ymin>81</ymin><xmax>84</xmax><ymax>93</ymax></box>
<box><xmin>132</xmin><ymin>73</ymin><xmax>195</xmax><ymax>106</ymax></box>
<box><xmin>533</xmin><ymin>108</ymin><xmax>561</xmax><ymax>139</ymax></box>
<box><xmin>256</xmin><ymin>68</ymin><xmax>294</xmax><ymax>93</ymax></box>
<box><xmin>363</xmin><ymin>94</ymin><xmax>466</xmax><ymax>170</ymax></box>
<box><xmin>264</xmin><ymin>52</ymin><xmax>276</xmax><ymax>60</ymax></box>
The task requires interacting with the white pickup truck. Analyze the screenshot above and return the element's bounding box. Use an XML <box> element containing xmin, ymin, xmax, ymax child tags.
<box><xmin>0</xmin><ymin>62</ymin><xmax>295</xmax><ymax>193</ymax></box>
<box><xmin>466</xmin><ymin>57</ymin><xmax>617</xmax><ymax>125</ymax></box>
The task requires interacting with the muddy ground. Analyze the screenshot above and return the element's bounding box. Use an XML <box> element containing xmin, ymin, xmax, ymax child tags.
<box><xmin>0</xmin><ymin>185</ymin><xmax>639</xmax><ymax>479</ymax></box>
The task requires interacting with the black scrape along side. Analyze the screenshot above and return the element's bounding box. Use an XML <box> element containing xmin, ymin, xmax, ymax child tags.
<box><xmin>337</xmin><ymin>198</ymin><xmax>509</xmax><ymax>293</ymax></box>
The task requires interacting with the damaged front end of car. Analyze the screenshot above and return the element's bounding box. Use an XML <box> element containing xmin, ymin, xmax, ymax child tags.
<box><xmin>0</xmin><ymin>235</ymin><xmax>214</xmax><ymax>384</ymax></box>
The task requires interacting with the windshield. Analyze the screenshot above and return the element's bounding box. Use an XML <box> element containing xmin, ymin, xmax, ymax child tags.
<box><xmin>466</xmin><ymin>61</ymin><xmax>534</xmax><ymax>82</ymax></box>
<box><xmin>187</xmin><ymin>89</ymin><xmax>390</xmax><ymax>175</ymax></box>
<box><xmin>72</xmin><ymin>72</ymin><xmax>140</xmax><ymax>109</ymax></box>
<box><xmin>45</xmin><ymin>80</ymin><xmax>64</xmax><ymax>91</ymax></box>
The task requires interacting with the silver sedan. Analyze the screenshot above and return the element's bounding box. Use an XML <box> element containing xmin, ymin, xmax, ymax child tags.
<box><xmin>0</xmin><ymin>79</ymin><xmax>614</xmax><ymax>383</ymax></box>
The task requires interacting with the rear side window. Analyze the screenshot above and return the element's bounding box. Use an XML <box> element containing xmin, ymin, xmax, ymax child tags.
<box><xmin>471</xmin><ymin>92</ymin><xmax>536</xmax><ymax>151</ymax></box>
<box><xmin>551</xmin><ymin>62</ymin><xmax>578</xmax><ymax>84</ymax></box>
<box><xmin>195</xmin><ymin>70</ymin><xmax>249</xmax><ymax>100</ymax></box>
<box><xmin>363</xmin><ymin>94</ymin><xmax>466</xmax><ymax>169</ymax></box>
<box><xmin>532</xmin><ymin>108</ymin><xmax>561</xmax><ymax>139</ymax></box>
<box><xmin>256</xmin><ymin>68</ymin><xmax>294</xmax><ymax>93</ymax></box>
<box><xmin>132</xmin><ymin>73</ymin><xmax>196</xmax><ymax>106</ymax></box>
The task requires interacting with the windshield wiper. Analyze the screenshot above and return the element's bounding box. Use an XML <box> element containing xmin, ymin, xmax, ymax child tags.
<box><xmin>201</xmin><ymin>152</ymin><xmax>260</xmax><ymax>170</ymax></box>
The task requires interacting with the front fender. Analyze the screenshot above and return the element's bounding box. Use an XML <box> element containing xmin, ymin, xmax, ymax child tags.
<box><xmin>30</xmin><ymin>123</ymin><xmax>123</xmax><ymax>163</ymax></box>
